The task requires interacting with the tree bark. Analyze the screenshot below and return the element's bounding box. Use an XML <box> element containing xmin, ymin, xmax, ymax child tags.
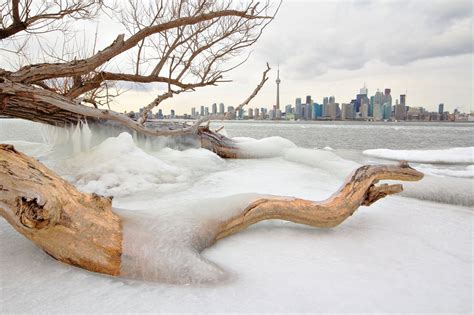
<box><xmin>0</xmin><ymin>80</ymin><xmax>246</xmax><ymax>157</ymax></box>
<box><xmin>0</xmin><ymin>144</ymin><xmax>122</xmax><ymax>276</ymax></box>
<box><xmin>0</xmin><ymin>144</ymin><xmax>423</xmax><ymax>279</ymax></box>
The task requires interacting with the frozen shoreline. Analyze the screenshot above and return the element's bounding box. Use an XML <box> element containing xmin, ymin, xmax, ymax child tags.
<box><xmin>0</xmin><ymin>121</ymin><xmax>472</xmax><ymax>313</ymax></box>
<box><xmin>1</xmin><ymin>197</ymin><xmax>471</xmax><ymax>313</ymax></box>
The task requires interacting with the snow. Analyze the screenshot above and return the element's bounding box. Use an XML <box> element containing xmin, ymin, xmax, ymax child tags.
<box><xmin>234</xmin><ymin>136</ymin><xmax>297</xmax><ymax>157</ymax></box>
<box><xmin>0</xmin><ymin>128</ymin><xmax>473</xmax><ymax>313</ymax></box>
<box><xmin>416</xmin><ymin>164</ymin><xmax>474</xmax><ymax>178</ymax></box>
<box><xmin>363</xmin><ymin>146</ymin><xmax>474</xmax><ymax>164</ymax></box>
<box><xmin>1</xmin><ymin>198</ymin><xmax>471</xmax><ymax>313</ymax></box>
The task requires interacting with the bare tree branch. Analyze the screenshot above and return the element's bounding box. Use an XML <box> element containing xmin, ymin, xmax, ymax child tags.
<box><xmin>235</xmin><ymin>62</ymin><xmax>271</xmax><ymax>113</ymax></box>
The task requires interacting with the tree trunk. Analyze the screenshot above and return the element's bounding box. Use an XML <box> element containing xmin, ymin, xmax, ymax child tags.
<box><xmin>0</xmin><ymin>144</ymin><xmax>423</xmax><ymax>279</ymax></box>
<box><xmin>0</xmin><ymin>144</ymin><xmax>122</xmax><ymax>275</ymax></box>
<box><xmin>0</xmin><ymin>80</ymin><xmax>245</xmax><ymax>158</ymax></box>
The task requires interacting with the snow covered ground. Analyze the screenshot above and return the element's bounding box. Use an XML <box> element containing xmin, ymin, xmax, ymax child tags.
<box><xmin>0</xmin><ymin>122</ymin><xmax>472</xmax><ymax>313</ymax></box>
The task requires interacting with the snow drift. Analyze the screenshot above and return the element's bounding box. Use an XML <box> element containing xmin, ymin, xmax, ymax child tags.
<box><xmin>363</xmin><ymin>146</ymin><xmax>474</xmax><ymax>164</ymax></box>
<box><xmin>0</xmin><ymin>121</ymin><xmax>472</xmax><ymax>313</ymax></box>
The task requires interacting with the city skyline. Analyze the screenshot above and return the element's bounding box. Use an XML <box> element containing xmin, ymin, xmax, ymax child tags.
<box><xmin>0</xmin><ymin>1</ymin><xmax>471</xmax><ymax>115</ymax></box>
<box><xmin>151</xmin><ymin>80</ymin><xmax>470</xmax><ymax>122</ymax></box>
<box><xmin>113</xmin><ymin>0</ymin><xmax>473</xmax><ymax>115</ymax></box>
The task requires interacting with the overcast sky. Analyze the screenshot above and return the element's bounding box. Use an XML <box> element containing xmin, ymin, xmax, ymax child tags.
<box><xmin>2</xmin><ymin>0</ymin><xmax>472</xmax><ymax>114</ymax></box>
<box><xmin>136</xmin><ymin>0</ymin><xmax>472</xmax><ymax>115</ymax></box>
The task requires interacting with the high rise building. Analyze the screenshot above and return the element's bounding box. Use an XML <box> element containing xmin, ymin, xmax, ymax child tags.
<box><xmin>248</xmin><ymin>108</ymin><xmax>253</xmax><ymax>118</ymax></box>
<box><xmin>311</xmin><ymin>103</ymin><xmax>318</xmax><ymax>120</ymax></box>
<box><xmin>219</xmin><ymin>102</ymin><xmax>225</xmax><ymax>114</ymax></box>
<box><xmin>373</xmin><ymin>103</ymin><xmax>383</xmax><ymax>120</ymax></box>
<box><xmin>438</xmin><ymin>103</ymin><xmax>444</xmax><ymax>114</ymax></box>
<box><xmin>341</xmin><ymin>103</ymin><xmax>354</xmax><ymax>120</ymax></box>
<box><xmin>305</xmin><ymin>103</ymin><xmax>312</xmax><ymax>120</ymax></box>
<box><xmin>374</xmin><ymin>89</ymin><xmax>384</xmax><ymax>104</ymax></box>
<box><xmin>314</xmin><ymin>103</ymin><xmax>323</xmax><ymax>118</ymax></box>
<box><xmin>254</xmin><ymin>108</ymin><xmax>259</xmax><ymax>119</ymax></box>
<box><xmin>394</xmin><ymin>104</ymin><xmax>406</xmax><ymax>120</ymax></box>
<box><xmin>360</xmin><ymin>102</ymin><xmax>369</xmax><ymax>119</ymax></box>
<box><xmin>212</xmin><ymin>103</ymin><xmax>217</xmax><ymax>115</ymax></box>
<box><xmin>238</xmin><ymin>107</ymin><xmax>244</xmax><ymax>119</ymax></box>
<box><xmin>355</xmin><ymin>94</ymin><xmax>369</xmax><ymax>113</ymax></box>
<box><xmin>329</xmin><ymin>96</ymin><xmax>335</xmax><ymax>104</ymax></box>
<box><xmin>191</xmin><ymin>107</ymin><xmax>196</xmax><ymax>117</ymax></box>
<box><xmin>306</xmin><ymin>95</ymin><xmax>312</xmax><ymax>106</ymax></box>
<box><xmin>360</xmin><ymin>83</ymin><xmax>368</xmax><ymax>95</ymax></box>
<box><xmin>204</xmin><ymin>107</ymin><xmax>209</xmax><ymax>116</ymax></box>
<box><xmin>400</xmin><ymin>94</ymin><xmax>406</xmax><ymax>106</ymax></box>
<box><xmin>323</xmin><ymin>97</ymin><xmax>329</xmax><ymax>106</ymax></box>
<box><xmin>383</xmin><ymin>103</ymin><xmax>392</xmax><ymax>120</ymax></box>
<box><xmin>326</xmin><ymin>103</ymin><xmax>339</xmax><ymax>120</ymax></box>
<box><xmin>301</xmin><ymin>104</ymin><xmax>306</xmax><ymax>120</ymax></box>
<box><xmin>383</xmin><ymin>89</ymin><xmax>392</xmax><ymax>111</ymax></box>
<box><xmin>200</xmin><ymin>106</ymin><xmax>205</xmax><ymax>116</ymax></box>
<box><xmin>394</xmin><ymin>94</ymin><xmax>406</xmax><ymax>120</ymax></box>
<box><xmin>170</xmin><ymin>109</ymin><xmax>175</xmax><ymax>118</ymax></box>
<box><xmin>275</xmin><ymin>66</ymin><xmax>281</xmax><ymax>111</ymax></box>
<box><xmin>295</xmin><ymin>97</ymin><xmax>302</xmax><ymax>118</ymax></box>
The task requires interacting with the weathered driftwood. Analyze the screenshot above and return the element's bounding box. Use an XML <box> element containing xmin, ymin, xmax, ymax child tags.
<box><xmin>0</xmin><ymin>80</ymin><xmax>245</xmax><ymax>158</ymax></box>
<box><xmin>0</xmin><ymin>144</ymin><xmax>423</xmax><ymax>278</ymax></box>
<box><xmin>0</xmin><ymin>144</ymin><xmax>122</xmax><ymax>275</ymax></box>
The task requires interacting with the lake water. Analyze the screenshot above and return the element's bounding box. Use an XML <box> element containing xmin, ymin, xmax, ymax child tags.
<box><xmin>214</xmin><ymin>120</ymin><xmax>474</xmax><ymax>150</ymax></box>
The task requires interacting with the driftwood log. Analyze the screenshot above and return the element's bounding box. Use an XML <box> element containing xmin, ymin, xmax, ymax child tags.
<box><xmin>0</xmin><ymin>80</ymin><xmax>246</xmax><ymax>159</ymax></box>
<box><xmin>0</xmin><ymin>143</ymin><xmax>424</xmax><ymax>279</ymax></box>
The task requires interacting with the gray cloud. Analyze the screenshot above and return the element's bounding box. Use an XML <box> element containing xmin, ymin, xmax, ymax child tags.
<box><xmin>255</xmin><ymin>0</ymin><xmax>473</xmax><ymax>80</ymax></box>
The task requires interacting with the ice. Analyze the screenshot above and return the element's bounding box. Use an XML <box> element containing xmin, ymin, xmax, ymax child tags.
<box><xmin>414</xmin><ymin>164</ymin><xmax>474</xmax><ymax>178</ymax></box>
<box><xmin>0</xmin><ymin>140</ymin><xmax>52</xmax><ymax>158</ymax></box>
<box><xmin>233</xmin><ymin>136</ymin><xmax>297</xmax><ymax>157</ymax></box>
<box><xmin>50</xmin><ymin>132</ymin><xmax>187</xmax><ymax>196</ymax></box>
<box><xmin>1</xmin><ymin>193</ymin><xmax>471</xmax><ymax>313</ymax></box>
<box><xmin>0</xmin><ymin>126</ymin><xmax>472</xmax><ymax>313</ymax></box>
<box><xmin>363</xmin><ymin>146</ymin><xmax>474</xmax><ymax>164</ymax></box>
<box><xmin>401</xmin><ymin>176</ymin><xmax>474</xmax><ymax>207</ymax></box>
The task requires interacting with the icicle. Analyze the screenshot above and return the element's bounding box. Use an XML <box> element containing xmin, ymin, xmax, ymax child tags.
<box><xmin>71</xmin><ymin>121</ymin><xmax>82</xmax><ymax>155</ymax></box>
<box><xmin>82</xmin><ymin>119</ymin><xmax>92</xmax><ymax>152</ymax></box>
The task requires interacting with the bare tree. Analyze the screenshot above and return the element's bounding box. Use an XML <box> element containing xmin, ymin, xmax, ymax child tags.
<box><xmin>0</xmin><ymin>0</ymin><xmax>424</xmax><ymax>282</ymax></box>
<box><xmin>1</xmin><ymin>0</ymin><xmax>277</xmax><ymax>143</ymax></box>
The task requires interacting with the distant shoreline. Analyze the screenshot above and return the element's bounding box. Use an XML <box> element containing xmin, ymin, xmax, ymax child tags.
<box><xmin>1</xmin><ymin>116</ymin><xmax>472</xmax><ymax>124</ymax></box>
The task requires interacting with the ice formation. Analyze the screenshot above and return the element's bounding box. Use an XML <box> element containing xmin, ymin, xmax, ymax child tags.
<box><xmin>0</xmin><ymin>121</ymin><xmax>472</xmax><ymax>313</ymax></box>
<box><xmin>363</xmin><ymin>146</ymin><xmax>474</xmax><ymax>164</ymax></box>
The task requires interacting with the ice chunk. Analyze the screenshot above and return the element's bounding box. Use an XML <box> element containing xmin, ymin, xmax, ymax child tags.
<box><xmin>363</xmin><ymin>147</ymin><xmax>474</xmax><ymax>164</ymax></box>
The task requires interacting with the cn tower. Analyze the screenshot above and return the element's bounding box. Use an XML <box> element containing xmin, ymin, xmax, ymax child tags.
<box><xmin>276</xmin><ymin>65</ymin><xmax>281</xmax><ymax>110</ymax></box>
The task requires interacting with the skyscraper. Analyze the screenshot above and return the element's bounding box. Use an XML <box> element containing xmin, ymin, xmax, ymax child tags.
<box><xmin>373</xmin><ymin>103</ymin><xmax>383</xmax><ymax>120</ymax></box>
<box><xmin>295</xmin><ymin>97</ymin><xmax>302</xmax><ymax>118</ymax></box>
<box><xmin>306</xmin><ymin>95</ymin><xmax>312</xmax><ymax>106</ymax></box>
<box><xmin>438</xmin><ymin>103</ymin><xmax>444</xmax><ymax>114</ymax></box>
<box><xmin>212</xmin><ymin>103</ymin><xmax>217</xmax><ymax>115</ymax></box>
<box><xmin>394</xmin><ymin>104</ymin><xmax>406</xmax><ymax>120</ymax></box>
<box><xmin>341</xmin><ymin>103</ymin><xmax>354</xmax><ymax>120</ymax></box>
<box><xmin>360</xmin><ymin>83</ymin><xmax>368</xmax><ymax>95</ymax></box>
<box><xmin>219</xmin><ymin>102</ymin><xmax>225</xmax><ymax>114</ymax></box>
<box><xmin>248</xmin><ymin>108</ymin><xmax>253</xmax><ymax>118</ymax></box>
<box><xmin>394</xmin><ymin>94</ymin><xmax>407</xmax><ymax>120</ymax></box>
<box><xmin>275</xmin><ymin>66</ymin><xmax>281</xmax><ymax>111</ymax></box>
<box><xmin>400</xmin><ymin>94</ymin><xmax>406</xmax><ymax>106</ymax></box>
